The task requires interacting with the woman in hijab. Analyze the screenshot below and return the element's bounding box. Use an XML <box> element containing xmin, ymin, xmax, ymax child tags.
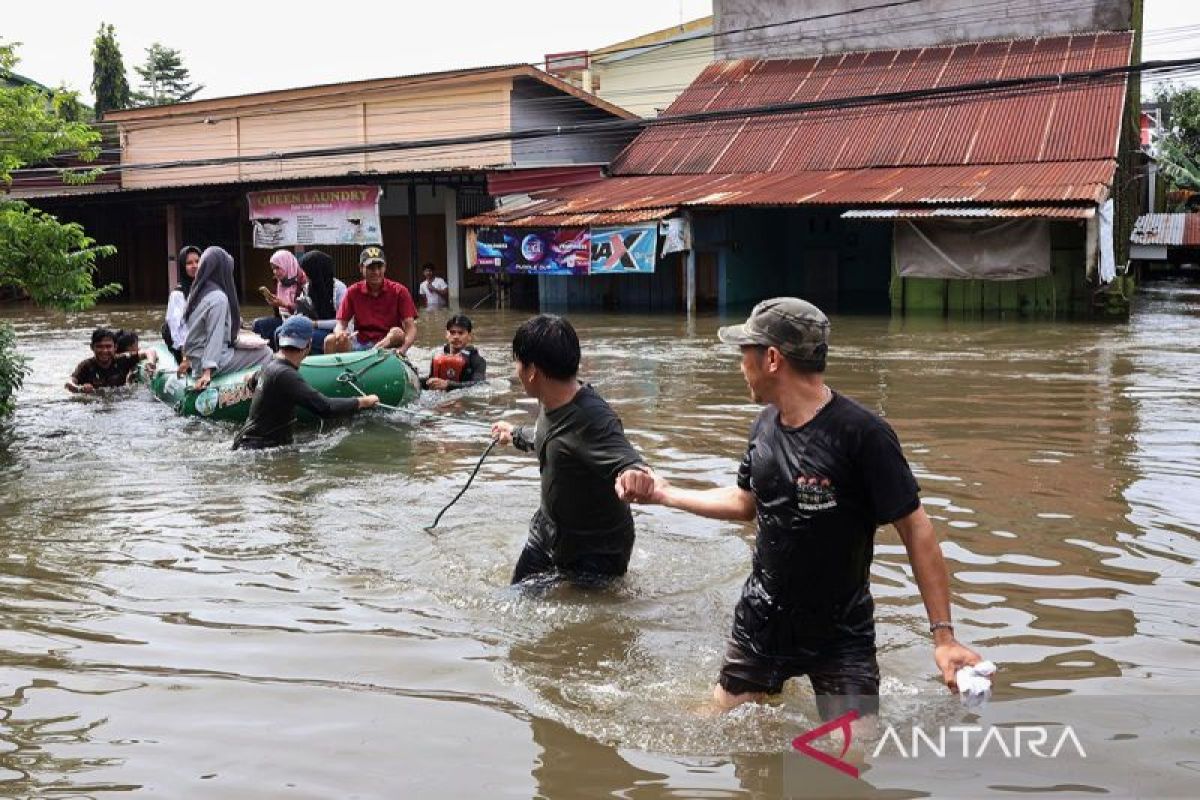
<box><xmin>252</xmin><ymin>249</ymin><xmax>308</xmax><ymax>346</ymax></box>
<box><xmin>162</xmin><ymin>245</ymin><xmax>202</xmax><ymax>360</ymax></box>
<box><xmin>180</xmin><ymin>246</ymin><xmax>272</xmax><ymax>391</ymax></box>
<box><xmin>293</xmin><ymin>250</ymin><xmax>347</xmax><ymax>354</ymax></box>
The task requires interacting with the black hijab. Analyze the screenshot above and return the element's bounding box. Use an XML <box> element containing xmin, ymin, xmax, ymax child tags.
<box><xmin>299</xmin><ymin>250</ymin><xmax>336</xmax><ymax>320</ymax></box>
<box><xmin>175</xmin><ymin>245</ymin><xmax>202</xmax><ymax>295</ymax></box>
<box><xmin>184</xmin><ymin>246</ymin><xmax>241</xmax><ymax>347</ymax></box>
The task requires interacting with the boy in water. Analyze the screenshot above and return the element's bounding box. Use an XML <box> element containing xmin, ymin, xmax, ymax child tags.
<box><xmin>66</xmin><ymin>328</ymin><xmax>157</xmax><ymax>393</ymax></box>
<box><xmin>490</xmin><ymin>314</ymin><xmax>652</xmax><ymax>584</ymax></box>
<box><xmin>422</xmin><ymin>314</ymin><xmax>487</xmax><ymax>391</ymax></box>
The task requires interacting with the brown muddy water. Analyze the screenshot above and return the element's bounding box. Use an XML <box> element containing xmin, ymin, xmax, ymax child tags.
<box><xmin>0</xmin><ymin>286</ymin><xmax>1198</xmax><ymax>798</ymax></box>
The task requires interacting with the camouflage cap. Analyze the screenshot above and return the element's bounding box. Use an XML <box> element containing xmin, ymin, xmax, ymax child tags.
<box><xmin>359</xmin><ymin>246</ymin><xmax>386</xmax><ymax>266</ymax></box>
<box><xmin>717</xmin><ymin>297</ymin><xmax>830</xmax><ymax>365</ymax></box>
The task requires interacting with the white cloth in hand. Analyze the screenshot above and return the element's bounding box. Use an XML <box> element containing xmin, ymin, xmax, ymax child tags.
<box><xmin>956</xmin><ymin>660</ymin><xmax>997</xmax><ymax>708</ymax></box>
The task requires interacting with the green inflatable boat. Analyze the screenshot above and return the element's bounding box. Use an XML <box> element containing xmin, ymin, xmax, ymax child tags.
<box><xmin>143</xmin><ymin>343</ymin><xmax>420</xmax><ymax>423</ymax></box>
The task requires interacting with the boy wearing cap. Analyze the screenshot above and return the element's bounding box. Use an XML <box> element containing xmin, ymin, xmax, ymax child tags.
<box><xmin>619</xmin><ymin>297</ymin><xmax>982</xmax><ymax>719</ymax></box>
<box><xmin>323</xmin><ymin>247</ymin><xmax>418</xmax><ymax>354</ymax></box>
<box><xmin>232</xmin><ymin>315</ymin><xmax>379</xmax><ymax>450</ymax></box>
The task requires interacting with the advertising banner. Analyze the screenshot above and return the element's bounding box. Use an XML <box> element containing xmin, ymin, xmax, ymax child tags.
<box><xmin>589</xmin><ymin>224</ymin><xmax>657</xmax><ymax>274</ymax></box>
<box><xmin>473</xmin><ymin>227</ymin><xmax>590</xmax><ymax>275</ymax></box>
<box><xmin>248</xmin><ymin>185</ymin><xmax>382</xmax><ymax>248</ymax></box>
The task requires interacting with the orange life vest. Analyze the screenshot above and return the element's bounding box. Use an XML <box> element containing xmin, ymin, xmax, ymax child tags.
<box><xmin>431</xmin><ymin>351</ymin><xmax>468</xmax><ymax>382</ymax></box>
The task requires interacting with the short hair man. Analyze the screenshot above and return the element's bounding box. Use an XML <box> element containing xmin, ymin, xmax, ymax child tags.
<box><xmin>323</xmin><ymin>247</ymin><xmax>418</xmax><ymax>354</ymax></box>
<box><xmin>422</xmin><ymin>314</ymin><xmax>487</xmax><ymax>391</ymax></box>
<box><xmin>620</xmin><ymin>298</ymin><xmax>983</xmax><ymax>718</ymax></box>
<box><xmin>491</xmin><ymin>315</ymin><xmax>652</xmax><ymax>584</ymax></box>
<box><xmin>233</xmin><ymin>315</ymin><xmax>379</xmax><ymax>450</ymax></box>
<box><xmin>418</xmin><ymin>263</ymin><xmax>449</xmax><ymax>310</ymax></box>
<box><xmin>66</xmin><ymin>327</ymin><xmax>157</xmax><ymax>393</ymax></box>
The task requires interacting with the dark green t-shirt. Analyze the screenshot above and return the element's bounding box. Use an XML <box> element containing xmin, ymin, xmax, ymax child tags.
<box><xmin>513</xmin><ymin>384</ymin><xmax>646</xmax><ymax>567</ymax></box>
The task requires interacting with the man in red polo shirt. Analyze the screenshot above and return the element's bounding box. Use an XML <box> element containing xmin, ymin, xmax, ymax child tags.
<box><xmin>324</xmin><ymin>246</ymin><xmax>418</xmax><ymax>354</ymax></box>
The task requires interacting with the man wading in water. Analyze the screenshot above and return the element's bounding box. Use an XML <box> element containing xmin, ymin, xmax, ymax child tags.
<box><xmin>491</xmin><ymin>315</ymin><xmax>652</xmax><ymax>585</ymax></box>
<box><xmin>232</xmin><ymin>315</ymin><xmax>379</xmax><ymax>450</ymax></box>
<box><xmin>620</xmin><ymin>298</ymin><xmax>983</xmax><ymax>718</ymax></box>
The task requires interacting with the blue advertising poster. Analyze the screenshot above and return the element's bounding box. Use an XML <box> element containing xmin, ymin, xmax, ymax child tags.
<box><xmin>589</xmin><ymin>224</ymin><xmax>657</xmax><ymax>274</ymax></box>
<box><xmin>473</xmin><ymin>227</ymin><xmax>590</xmax><ymax>275</ymax></box>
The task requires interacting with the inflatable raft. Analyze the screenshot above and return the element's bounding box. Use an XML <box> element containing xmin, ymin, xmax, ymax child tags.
<box><xmin>143</xmin><ymin>343</ymin><xmax>420</xmax><ymax>423</ymax></box>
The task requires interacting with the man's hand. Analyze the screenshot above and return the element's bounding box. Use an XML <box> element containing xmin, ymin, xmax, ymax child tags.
<box><xmin>935</xmin><ymin>637</ymin><xmax>983</xmax><ymax>693</ymax></box>
<box><xmin>176</xmin><ymin>360</ymin><xmax>190</xmax><ymax>377</ymax></box>
<box><xmin>76</xmin><ymin>383</ymin><xmax>95</xmax><ymax>394</ymax></box>
<box><xmin>491</xmin><ymin>420</ymin><xmax>515</xmax><ymax>446</ymax></box>
<box><xmin>193</xmin><ymin>370</ymin><xmax>213</xmax><ymax>391</ymax></box>
<box><xmin>426</xmin><ymin>377</ymin><xmax>450</xmax><ymax>390</ymax></box>
<box><xmin>615</xmin><ymin>467</ymin><xmax>660</xmax><ymax>503</ymax></box>
<box><xmin>358</xmin><ymin>394</ymin><xmax>380</xmax><ymax>409</ymax></box>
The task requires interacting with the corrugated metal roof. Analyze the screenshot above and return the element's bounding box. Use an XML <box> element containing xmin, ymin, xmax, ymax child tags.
<box><xmin>1131</xmin><ymin>214</ymin><xmax>1184</xmax><ymax>245</ymax></box>
<box><xmin>462</xmin><ymin>206</ymin><xmax>673</xmax><ymax>227</ymax></box>
<box><xmin>1131</xmin><ymin>213</ymin><xmax>1200</xmax><ymax>246</ymax></box>
<box><xmin>460</xmin><ymin>160</ymin><xmax>1113</xmax><ymax>225</ymax></box>
<box><xmin>842</xmin><ymin>206</ymin><xmax>1094</xmax><ymax>219</ymax></box>
<box><xmin>612</xmin><ymin>32</ymin><xmax>1133</xmax><ymax>176</ymax></box>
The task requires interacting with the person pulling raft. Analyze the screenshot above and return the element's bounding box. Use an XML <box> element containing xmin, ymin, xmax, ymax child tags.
<box><xmin>232</xmin><ymin>315</ymin><xmax>379</xmax><ymax>450</ymax></box>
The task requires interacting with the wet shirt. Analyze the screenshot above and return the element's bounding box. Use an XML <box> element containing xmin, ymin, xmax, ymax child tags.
<box><xmin>232</xmin><ymin>358</ymin><xmax>360</xmax><ymax>449</ymax></box>
<box><xmin>513</xmin><ymin>385</ymin><xmax>646</xmax><ymax>570</ymax></box>
<box><xmin>734</xmin><ymin>394</ymin><xmax>920</xmax><ymax>651</ymax></box>
<box><xmin>336</xmin><ymin>279</ymin><xmax>418</xmax><ymax>345</ymax></box>
<box><xmin>70</xmin><ymin>353</ymin><xmax>139</xmax><ymax>389</ymax></box>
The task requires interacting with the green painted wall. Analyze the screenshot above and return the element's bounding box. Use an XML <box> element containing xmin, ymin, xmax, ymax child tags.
<box><xmin>891</xmin><ymin>221</ymin><xmax>1090</xmax><ymax>317</ymax></box>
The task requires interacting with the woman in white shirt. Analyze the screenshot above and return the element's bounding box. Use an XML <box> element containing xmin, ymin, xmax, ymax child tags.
<box><xmin>162</xmin><ymin>245</ymin><xmax>202</xmax><ymax>360</ymax></box>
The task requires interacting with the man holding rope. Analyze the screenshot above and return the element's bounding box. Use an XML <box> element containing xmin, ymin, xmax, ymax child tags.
<box><xmin>491</xmin><ymin>315</ymin><xmax>652</xmax><ymax>585</ymax></box>
<box><xmin>618</xmin><ymin>298</ymin><xmax>982</xmax><ymax>719</ymax></box>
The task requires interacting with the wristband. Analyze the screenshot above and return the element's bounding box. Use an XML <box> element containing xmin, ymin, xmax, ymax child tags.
<box><xmin>929</xmin><ymin>621</ymin><xmax>955</xmax><ymax>635</ymax></box>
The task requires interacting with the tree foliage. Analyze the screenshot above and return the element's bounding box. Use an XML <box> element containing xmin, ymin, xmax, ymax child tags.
<box><xmin>132</xmin><ymin>43</ymin><xmax>203</xmax><ymax>106</ymax></box>
<box><xmin>90</xmin><ymin>23</ymin><xmax>130</xmax><ymax>118</ymax></box>
<box><xmin>1154</xmin><ymin>84</ymin><xmax>1200</xmax><ymax>201</ymax></box>
<box><xmin>2</xmin><ymin>41</ymin><xmax>119</xmax><ymax>412</ymax></box>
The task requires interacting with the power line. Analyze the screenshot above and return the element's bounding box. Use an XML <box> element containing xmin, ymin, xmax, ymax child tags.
<box><xmin>13</xmin><ymin>54</ymin><xmax>1196</xmax><ymax>181</ymax></box>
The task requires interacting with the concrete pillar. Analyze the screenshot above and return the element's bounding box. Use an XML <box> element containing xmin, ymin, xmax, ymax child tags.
<box><xmin>407</xmin><ymin>181</ymin><xmax>419</xmax><ymax>291</ymax></box>
<box><xmin>442</xmin><ymin>186</ymin><xmax>461</xmax><ymax>307</ymax></box>
<box><xmin>165</xmin><ymin>203</ymin><xmax>181</xmax><ymax>290</ymax></box>
<box><xmin>684</xmin><ymin>212</ymin><xmax>697</xmax><ymax>317</ymax></box>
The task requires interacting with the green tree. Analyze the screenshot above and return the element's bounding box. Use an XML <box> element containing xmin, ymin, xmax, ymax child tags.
<box><xmin>1</xmin><ymin>41</ymin><xmax>119</xmax><ymax>414</ymax></box>
<box><xmin>1154</xmin><ymin>84</ymin><xmax>1200</xmax><ymax>206</ymax></box>
<box><xmin>132</xmin><ymin>43</ymin><xmax>203</xmax><ymax>106</ymax></box>
<box><xmin>90</xmin><ymin>23</ymin><xmax>130</xmax><ymax>119</ymax></box>
<box><xmin>51</xmin><ymin>84</ymin><xmax>89</xmax><ymax>123</ymax></box>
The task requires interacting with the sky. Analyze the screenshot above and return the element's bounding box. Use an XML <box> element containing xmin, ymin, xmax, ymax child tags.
<box><xmin>1</xmin><ymin>0</ymin><xmax>1196</xmax><ymax>103</ymax></box>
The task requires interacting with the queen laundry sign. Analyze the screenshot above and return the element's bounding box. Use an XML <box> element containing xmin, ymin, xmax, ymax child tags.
<box><xmin>248</xmin><ymin>185</ymin><xmax>382</xmax><ymax>249</ymax></box>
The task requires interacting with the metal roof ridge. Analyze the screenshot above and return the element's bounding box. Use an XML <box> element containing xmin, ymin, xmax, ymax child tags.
<box><xmin>700</xmin><ymin>29</ymin><xmax>1133</xmax><ymax>71</ymax></box>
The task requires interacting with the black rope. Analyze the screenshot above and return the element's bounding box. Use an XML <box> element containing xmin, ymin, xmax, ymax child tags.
<box><xmin>424</xmin><ymin>438</ymin><xmax>498</xmax><ymax>535</ymax></box>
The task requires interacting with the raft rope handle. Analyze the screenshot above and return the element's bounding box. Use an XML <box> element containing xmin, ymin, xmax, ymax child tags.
<box><xmin>335</xmin><ymin>370</ymin><xmax>499</xmax><ymax>533</ymax></box>
<box><xmin>335</xmin><ymin>371</ymin><xmax>493</xmax><ymax>430</ymax></box>
<box><xmin>424</xmin><ymin>437</ymin><xmax>499</xmax><ymax>535</ymax></box>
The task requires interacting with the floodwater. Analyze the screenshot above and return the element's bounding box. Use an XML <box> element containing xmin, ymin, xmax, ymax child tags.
<box><xmin>0</xmin><ymin>286</ymin><xmax>1198</xmax><ymax>798</ymax></box>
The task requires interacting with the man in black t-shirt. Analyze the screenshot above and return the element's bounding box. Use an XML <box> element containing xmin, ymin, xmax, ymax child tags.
<box><xmin>66</xmin><ymin>327</ymin><xmax>157</xmax><ymax>393</ymax></box>
<box><xmin>232</xmin><ymin>316</ymin><xmax>379</xmax><ymax>450</ymax></box>
<box><xmin>491</xmin><ymin>314</ymin><xmax>651</xmax><ymax>584</ymax></box>
<box><xmin>421</xmin><ymin>314</ymin><xmax>488</xmax><ymax>391</ymax></box>
<box><xmin>620</xmin><ymin>298</ymin><xmax>983</xmax><ymax>719</ymax></box>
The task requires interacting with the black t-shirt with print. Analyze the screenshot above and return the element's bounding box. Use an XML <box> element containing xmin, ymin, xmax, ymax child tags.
<box><xmin>70</xmin><ymin>353</ymin><xmax>139</xmax><ymax>389</ymax></box>
<box><xmin>733</xmin><ymin>393</ymin><xmax>920</xmax><ymax>655</ymax></box>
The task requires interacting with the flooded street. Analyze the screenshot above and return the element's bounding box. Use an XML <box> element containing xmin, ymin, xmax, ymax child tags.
<box><xmin>1</xmin><ymin>288</ymin><xmax>1198</xmax><ymax>798</ymax></box>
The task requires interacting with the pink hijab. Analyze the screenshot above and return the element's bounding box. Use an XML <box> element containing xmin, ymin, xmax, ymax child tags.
<box><xmin>270</xmin><ymin>250</ymin><xmax>307</xmax><ymax>311</ymax></box>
